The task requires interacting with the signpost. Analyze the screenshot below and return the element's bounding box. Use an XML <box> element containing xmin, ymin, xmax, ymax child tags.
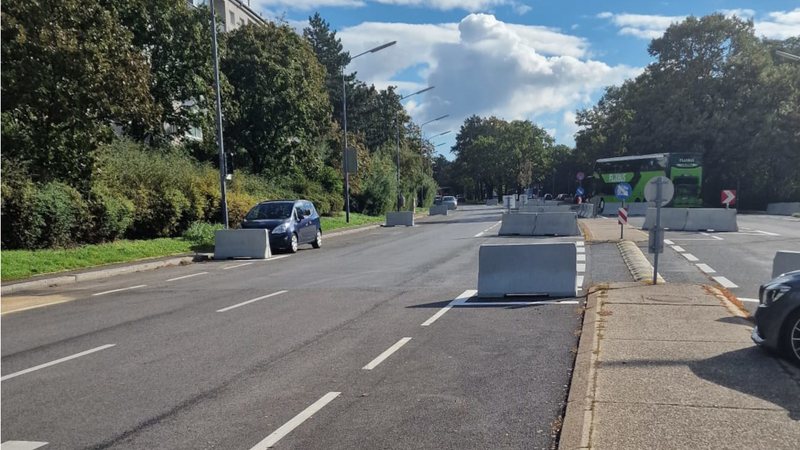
<box><xmin>644</xmin><ymin>176</ymin><xmax>675</xmax><ymax>284</ymax></box>
<box><xmin>721</xmin><ymin>189</ymin><xmax>736</xmax><ymax>208</ymax></box>
<box><xmin>576</xmin><ymin>171</ymin><xmax>585</xmax><ymax>181</ymax></box>
<box><xmin>575</xmin><ymin>186</ymin><xmax>585</xmax><ymax>198</ymax></box>
<box><xmin>615</xmin><ymin>183</ymin><xmax>631</xmax><ymax>239</ymax></box>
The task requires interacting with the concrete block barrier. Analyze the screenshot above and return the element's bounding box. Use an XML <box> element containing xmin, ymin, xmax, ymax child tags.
<box><xmin>600</xmin><ymin>202</ymin><xmax>623</xmax><ymax>216</ymax></box>
<box><xmin>520</xmin><ymin>205</ymin><xmax>572</xmax><ymax>213</ymax></box>
<box><xmin>642</xmin><ymin>208</ymin><xmax>688</xmax><ymax>230</ymax></box>
<box><xmin>627</xmin><ymin>202</ymin><xmax>653</xmax><ymax>217</ymax></box>
<box><xmin>766</xmin><ymin>202</ymin><xmax>800</xmax><ymax>216</ymax></box>
<box><xmin>477</xmin><ymin>243</ymin><xmax>577</xmax><ymax>298</ymax></box>
<box><xmin>532</xmin><ymin>212</ymin><xmax>581</xmax><ymax>236</ymax></box>
<box><xmin>429</xmin><ymin>205</ymin><xmax>449</xmax><ymax>216</ymax></box>
<box><xmin>773</xmin><ymin>251</ymin><xmax>800</xmax><ymax>278</ymax></box>
<box><xmin>486</xmin><ymin>198</ymin><xmax>498</xmax><ymax>206</ymax></box>
<box><xmin>386</xmin><ymin>211</ymin><xmax>414</xmax><ymax>227</ymax></box>
<box><xmin>214</xmin><ymin>229</ymin><xmax>271</xmax><ymax>260</ymax></box>
<box><xmin>684</xmin><ymin>208</ymin><xmax>738</xmax><ymax>231</ymax></box>
<box><xmin>499</xmin><ymin>212</ymin><xmax>537</xmax><ymax>235</ymax></box>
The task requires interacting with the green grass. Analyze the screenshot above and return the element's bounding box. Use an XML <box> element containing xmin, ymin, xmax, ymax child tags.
<box><xmin>1</xmin><ymin>238</ymin><xmax>197</xmax><ymax>282</ymax></box>
<box><xmin>321</xmin><ymin>212</ymin><xmax>385</xmax><ymax>231</ymax></box>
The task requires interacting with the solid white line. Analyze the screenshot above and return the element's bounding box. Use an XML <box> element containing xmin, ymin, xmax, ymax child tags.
<box><xmin>663</xmin><ymin>239</ymin><xmax>675</xmax><ymax>245</ymax></box>
<box><xmin>1</xmin><ymin>344</ymin><xmax>116</xmax><ymax>381</ymax></box>
<box><xmin>712</xmin><ymin>235</ymin><xmax>724</xmax><ymax>241</ymax></box>
<box><xmin>0</xmin><ymin>442</ymin><xmax>49</xmax><ymax>450</ymax></box>
<box><xmin>363</xmin><ymin>337</ymin><xmax>412</xmax><ymax>370</ymax></box>
<box><xmin>92</xmin><ymin>285</ymin><xmax>146</xmax><ymax>297</ymax></box>
<box><xmin>3</xmin><ymin>300</ymin><xmax>71</xmax><ymax>314</ymax></box>
<box><xmin>739</xmin><ymin>297</ymin><xmax>759</xmax><ymax>303</ymax></box>
<box><xmin>250</xmin><ymin>392</ymin><xmax>340</xmax><ymax>449</ymax></box>
<box><xmin>474</xmin><ymin>232</ymin><xmax>485</xmax><ymax>237</ymax></box>
<box><xmin>576</xmin><ymin>264</ymin><xmax>586</xmax><ymax>273</ymax></box>
<box><xmin>166</xmin><ymin>272</ymin><xmax>208</xmax><ymax>282</ymax></box>
<box><xmin>713</xmin><ymin>276</ymin><xmax>739</xmax><ymax>289</ymax></box>
<box><xmin>216</xmin><ymin>290</ymin><xmax>288</xmax><ymax>312</ymax></box>
<box><xmin>695</xmin><ymin>263</ymin><xmax>716</xmax><ymax>274</ymax></box>
<box><xmin>671</xmin><ymin>245</ymin><xmax>685</xmax><ymax>253</ymax></box>
<box><xmin>576</xmin><ymin>254</ymin><xmax>586</xmax><ymax>262</ymax></box>
<box><xmin>681</xmin><ymin>253</ymin><xmax>699</xmax><ymax>262</ymax></box>
<box><xmin>462</xmin><ymin>300</ymin><xmax>580</xmax><ymax>306</ymax></box>
<box><xmin>269</xmin><ymin>255</ymin><xmax>291</xmax><ymax>261</ymax></box>
<box><xmin>223</xmin><ymin>262</ymin><xmax>253</xmax><ymax>270</ymax></box>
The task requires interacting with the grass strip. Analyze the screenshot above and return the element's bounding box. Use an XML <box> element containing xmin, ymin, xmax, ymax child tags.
<box><xmin>320</xmin><ymin>212</ymin><xmax>385</xmax><ymax>231</ymax></box>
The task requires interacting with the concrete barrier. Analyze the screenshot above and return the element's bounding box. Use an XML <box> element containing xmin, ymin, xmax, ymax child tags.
<box><xmin>766</xmin><ymin>202</ymin><xmax>800</xmax><ymax>216</ymax></box>
<box><xmin>214</xmin><ymin>229</ymin><xmax>271</xmax><ymax>260</ymax></box>
<box><xmin>486</xmin><ymin>198</ymin><xmax>498</xmax><ymax>206</ymax></box>
<box><xmin>520</xmin><ymin>205</ymin><xmax>572</xmax><ymax>213</ymax></box>
<box><xmin>574</xmin><ymin>203</ymin><xmax>595</xmax><ymax>218</ymax></box>
<box><xmin>533</xmin><ymin>212</ymin><xmax>581</xmax><ymax>236</ymax></box>
<box><xmin>499</xmin><ymin>212</ymin><xmax>537</xmax><ymax>235</ymax></box>
<box><xmin>429</xmin><ymin>205</ymin><xmax>449</xmax><ymax>216</ymax></box>
<box><xmin>477</xmin><ymin>243</ymin><xmax>577</xmax><ymax>298</ymax></box>
<box><xmin>773</xmin><ymin>251</ymin><xmax>800</xmax><ymax>278</ymax></box>
<box><xmin>600</xmin><ymin>202</ymin><xmax>623</xmax><ymax>216</ymax></box>
<box><xmin>684</xmin><ymin>208</ymin><xmax>738</xmax><ymax>231</ymax></box>
<box><xmin>627</xmin><ymin>202</ymin><xmax>653</xmax><ymax>217</ymax></box>
<box><xmin>642</xmin><ymin>208</ymin><xmax>688</xmax><ymax>230</ymax></box>
<box><xmin>386</xmin><ymin>211</ymin><xmax>414</xmax><ymax>227</ymax></box>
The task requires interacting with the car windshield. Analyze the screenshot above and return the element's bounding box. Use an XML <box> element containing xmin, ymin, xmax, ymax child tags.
<box><xmin>245</xmin><ymin>202</ymin><xmax>294</xmax><ymax>220</ymax></box>
<box><xmin>443</xmin><ymin>196</ymin><xmax>455</xmax><ymax>201</ymax></box>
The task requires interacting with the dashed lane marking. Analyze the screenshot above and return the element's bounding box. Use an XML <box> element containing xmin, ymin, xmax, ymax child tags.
<box><xmin>712</xmin><ymin>276</ymin><xmax>739</xmax><ymax>289</ymax></box>
<box><xmin>681</xmin><ymin>253</ymin><xmax>699</xmax><ymax>262</ymax></box>
<box><xmin>577</xmin><ymin>254</ymin><xmax>586</xmax><ymax>262</ymax></box>
<box><xmin>166</xmin><ymin>272</ymin><xmax>208</xmax><ymax>282</ymax></box>
<box><xmin>474</xmin><ymin>221</ymin><xmax>502</xmax><ymax>238</ymax></box>
<box><xmin>216</xmin><ymin>290</ymin><xmax>287</xmax><ymax>312</ymax></box>
<box><xmin>663</xmin><ymin>239</ymin><xmax>675</xmax><ymax>245</ymax></box>
<box><xmin>576</xmin><ymin>264</ymin><xmax>586</xmax><ymax>273</ymax></box>
<box><xmin>671</xmin><ymin>245</ymin><xmax>686</xmax><ymax>253</ymax></box>
<box><xmin>421</xmin><ymin>290</ymin><xmax>475</xmax><ymax>326</ymax></box>
<box><xmin>92</xmin><ymin>285</ymin><xmax>146</xmax><ymax>297</ymax></box>
<box><xmin>222</xmin><ymin>262</ymin><xmax>253</xmax><ymax>270</ymax></box>
<box><xmin>1</xmin><ymin>344</ymin><xmax>116</xmax><ymax>382</ymax></box>
<box><xmin>249</xmin><ymin>392</ymin><xmax>340</xmax><ymax>449</ymax></box>
<box><xmin>695</xmin><ymin>263</ymin><xmax>716</xmax><ymax>274</ymax></box>
<box><xmin>739</xmin><ymin>298</ymin><xmax>759</xmax><ymax>303</ymax></box>
<box><xmin>363</xmin><ymin>337</ymin><xmax>412</xmax><ymax>370</ymax></box>
<box><xmin>0</xmin><ymin>441</ymin><xmax>49</xmax><ymax>450</ymax></box>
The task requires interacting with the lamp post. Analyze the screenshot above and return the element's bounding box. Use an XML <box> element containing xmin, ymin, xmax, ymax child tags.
<box><xmin>395</xmin><ymin>86</ymin><xmax>435</xmax><ymax>211</ymax></box>
<box><xmin>416</xmin><ymin>114</ymin><xmax>448</xmax><ymax>207</ymax></box>
<box><xmin>342</xmin><ymin>40</ymin><xmax>397</xmax><ymax>223</ymax></box>
<box><xmin>209</xmin><ymin>3</ymin><xmax>228</xmax><ymax>228</ymax></box>
<box><xmin>776</xmin><ymin>50</ymin><xmax>800</xmax><ymax>62</ymax></box>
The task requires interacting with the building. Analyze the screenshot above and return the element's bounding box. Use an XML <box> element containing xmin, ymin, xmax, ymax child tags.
<box><xmin>192</xmin><ymin>0</ymin><xmax>267</xmax><ymax>32</ymax></box>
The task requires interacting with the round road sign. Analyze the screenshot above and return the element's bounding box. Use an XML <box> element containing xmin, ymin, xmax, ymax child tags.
<box><xmin>615</xmin><ymin>182</ymin><xmax>632</xmax><ymax>200</ymax></box>
<box><xmin>644</xmin><ymin>176</ymin><xmax>675</xmax><ymax>206</ymax></box>
<box><xmin>576</xmin><ymin>171</ymin><xmax>585</xmax><ymax>181</ymax></box>
<box><xmin>576</xmin><ymin>186</ymin><xmax>585</xmax><ymax>197</ymax></box>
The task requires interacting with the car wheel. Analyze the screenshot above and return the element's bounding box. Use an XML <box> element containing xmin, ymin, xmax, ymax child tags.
<box><xmin>781</xmin><ymin>309</ymin><xmax>800</xmax><ymax>365</ymax></box>
<box><xmin>599</xmin><ymin>198</ymin><xmax>605</xmax><ymax>214</ymax></box>
<box><xmin>289</xmin><ymin>233</ymin><xmax>299</xmax><ymax>253</ymax></box>
<box><xmin>312</xmin><ymin>229</ymin><xmax>322</xmax><ymax>249</ymax></box>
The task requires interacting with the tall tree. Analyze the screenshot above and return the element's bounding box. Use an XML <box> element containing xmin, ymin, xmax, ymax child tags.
<box><xmin>303</xmin><ymin>13</ymin><xmax>351</xmax><ymax>125</ymax></box>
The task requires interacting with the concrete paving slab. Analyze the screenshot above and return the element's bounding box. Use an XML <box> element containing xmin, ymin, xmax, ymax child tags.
<box><xmin>601</xmin><ymin>303</ymin><xmax>749</xmax><ymax>342</ymax></box>
<box><xmin>602</xmin><ymin>283</ymin><xmax>720</xmax><ymax>306</ymax></box>
<box><xmin>596</xmin><ymin>339</ymin><xmax>798</xmax><ymax>412</ymax></box>
<box><xmin>592</xmin><ymin>402</ymin><xmax>800</xmax><ymax>450</ymax></box>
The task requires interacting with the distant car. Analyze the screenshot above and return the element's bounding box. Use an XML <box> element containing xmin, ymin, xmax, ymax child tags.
<box><xmin>434</xmin><ymin>196</ymin><xmax>443</xmax><ymax>205</ymax></box>
<box><xmin>241</xmin><ymin>200</ymin><xmax>322</xmax><ymax>253</ymax></box>
<box><xmin>442</xmin><ymin>195</ymin><xmax>458</xmax><ymax>210</ymax></box>
<box><xmin>752</xmin><ymin>270</ymin><xmax>800</xmax><ymax>364</ymax></box>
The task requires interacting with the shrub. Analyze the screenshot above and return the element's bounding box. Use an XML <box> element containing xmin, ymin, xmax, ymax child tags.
<box><xmin>88</xmin><ymin>186</ymin><xmax>135</xmax><ymax>242</ymax></box>
<box><xmin>32</xmin><ymin>182</ymin><xmax>90</xmax><ymax>248</ymax></box>
<box><xmin>226</xmin><ymin>190</ymin><xmax>260</xmax><ymax>228</ymax></box>
<box><xmin>357</xmin><ymin>152</ymin><xmax>397</xmax><ymax>216</ymax></box>
<box><xmin>183</xmin><ymin>221</ymin><xmax>224</xmax><ymax>247</ymax></box>
<box><xmin>1</xmin><ymin>178</ymin><xmax>45</xmax><ymax>249</ymax></box>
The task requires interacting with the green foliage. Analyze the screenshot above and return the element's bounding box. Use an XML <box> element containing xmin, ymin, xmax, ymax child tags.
<box><xmin>358</xmin><ymin>151</ymin><xmax>398</xmax><ymax>215</ymax></box>
<box><xmin>29</xmin><ymin>182</ymin><xmax>91</xmax><ymax>248</ymax></box>
<box><xmin>88</xmin><ymin>185</ymin><xmax>135</xmax><ymax>243</ymax></box>
<box><xmin>182</xmin><ymin>221</ymin><xmax>224</xmax><ymax>248</ymax></box>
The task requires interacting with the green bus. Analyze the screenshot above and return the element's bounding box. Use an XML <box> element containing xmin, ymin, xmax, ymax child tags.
<box><xmin>591</xmin><ymin>153</ymin><xmax>703</xmax><ymax>209</ymax></box>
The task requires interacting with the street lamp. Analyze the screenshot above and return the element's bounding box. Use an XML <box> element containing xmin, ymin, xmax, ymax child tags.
<box><xmin>416</xmin><ymin>114</ymin><xmax>448</xmax><ymax>208</ymax></box>
<box><xmin>209</xmin><ymin>3</ymin><xmax>229</xmax><ymax>228</ymax></box>
<box><xmin>776</xmin><ymin>50</ymin><xmax>800</xmax><ymax>62</ymax></box>
<box><xmin>342</xmin><ymin>40</ymin><xmax>397</xmax><ymax>223</ymax></box>
<box><xmin>395</xmin><ymin>86</ymin><xmax>435</xmax><ymax>211</ymax></box>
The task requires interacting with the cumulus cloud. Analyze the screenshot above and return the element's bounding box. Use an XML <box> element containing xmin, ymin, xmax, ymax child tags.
<box><xmin>756</xmin><ymin>8</ymin><xmax>800</xmax><ymax>39</ymax></box>
<box><xmin>253</xmin><ymin>0</ymin><xmax>525</xmax><ymax>12</ymax></box>
<box><xmin>340</xmin><ymin>14</ymin><xmax>639</xmax><ymax>141</ymax></box>
<box><xmin>596</xmin><ymin>12</ymin><xmax>684</xmax><ymax>39</ymax></box>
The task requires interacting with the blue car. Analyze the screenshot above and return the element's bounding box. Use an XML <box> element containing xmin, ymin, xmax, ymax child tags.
<box><xmin>241</xmin><ymin>200</ymin><xmax>322</xmax><ymax>253</ymax></box>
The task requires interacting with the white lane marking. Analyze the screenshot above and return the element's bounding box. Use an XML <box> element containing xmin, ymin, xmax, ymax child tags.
<box><xmin>755</xmin><ymin>230</ymin><xmax>780</xmax><ymax>236</ymax></box>
<box><xmin>576</xmin><ymin>275</ymin><xmax>585</xmax><ymax>288</ymax></box>
<box><xmin>576</xmin><ymin>241</ymin><xmax>585</xmax><ymax>247</ymax></box>
<box><xmin>421</xmin><ymin>290</ymin><xmax>475</xmax><ymax>326</ymax></box>
<box><xmin>739</xmin><ymin>297</ymin><xmax>759</xmax><ymax>303</ymax></box>
<box><xmin>363</xmin><ymin>337</ymin><xmax>412</xmax><ymax>370</ymax></box>
<box><xmin>4</xmin><ymin>300</ymin><xmax>71</xmax><ymax>314</ymax></box>
<box><xmin>681</xmin><ymin>253</ymin><xmax>699</xmax><ymax>262</ymax></box>
<box><xmin>713</xmin><ymin>276</ymin><xmax>739</xmax><ymax>289</ymax></box>
<box><xmin>460</xmin><ymin>300</ymin><xmax>580</xmax><ymax>306</ymax></box>
<box><xmin>1</xmin><ymin>344</ymin><xmax>116</xmax><ymax>382</ymax></box>
<box><xmin>0</xmin><ymin>442</ymin><xmax>49</xmax><ymax>450</ymax></box>
<box><xmin>92</xmin><ymin>285</ymin><xmax>146</xmax><ymax>297</ymax></box>
<box><xmin>576</xmin><ymin>264</ymin><xmax>586</xmax><ymax>273</ymax></box>
<box><xmin>451</xmin><ymin>289</ymin><xmax>479</xmax><ymax>306</ymax></box>
<box><xmin>474</xmin><ymin>221</ymin><xmax>502</xmax><ymax>238</ymax></box>
<box><xmin>577</xmin><ymin>254</ymin><xmax>586</xmax><ymax>262</ymax></box>
<box><xmin>576</xmin><ymin>247</ymin><xmax>585</xmax><ymax>253</ymax></box>
<box><xmin>663</xmin><ymin>239</ymin><xmax>674</xmax><ymax>245</ymax></box>
<box><xmin>223</xmin><ymin>262</ymin><xmax>253</xmax><ymax>270</ymax></box>
<box><xmin>269</xmin><ymin>255</ymin><xmax>291</xmax><ymax>261</ymax></box>
<box><xmin>695</xmin><ymin>263</ymin><xmax>716</xmax><ymax>274</ymax></box>
<box><xmin>474</xmin><ymin>231</ymin><xmax>484</xmax><ymax>238</ymax></box>
<box><xmin>712</xmin><ymin>235</ymin><xmax>724</xmax><ymax>241</ymax></box>
<box><xmin>671</xmin><ymin>245</ymin><xmax>686</xmax><ymax>253</ymax></box>
<box><xmin>216</xmin><ymin>290</ymin><xmax>288</xmax><ymax>312</ymax></box>
<box><xmin>250</xmin><ymin>392</ymin><xmax>340</xmax><ymax>449</ymax></box>
<box><xmin>166</xmin><ymin>272</ymin><xmax>208</xmax><ymax>282</ymax></box>
<box><xmin>700</xmin><ymin>232</ymin><xmax>710</xmax><ymax>236</ymax></box>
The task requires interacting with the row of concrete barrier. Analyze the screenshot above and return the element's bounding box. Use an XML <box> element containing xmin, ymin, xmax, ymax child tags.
<box><xmin>429</xmin><ymin>204</ymin><xmax>449</xmax><ymax>216</ymax></box>
<box><xmin>641</xmin><ymin>208</ymin><xmax>738</xmax><ymax>232</ymax></box>
<box><xmin>766</xmin><ymin>202</ymin><xmax>800</xmax><ymax>216</ymax></box>
<box><xmin>599</xmin><ymin>202</ymin><xmax>653</xmax><ymax>217</ymax></box>
<box><xmin>498</xmin><ymin>212</ymin><xmax>580</xmax><ymax>236</ymax></box>
<box><xmin>477</xmin><ymin>243</ymin><xmax>577</xmax><ymax>297</ymax></box>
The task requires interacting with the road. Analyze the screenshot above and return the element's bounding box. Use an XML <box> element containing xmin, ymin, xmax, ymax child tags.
<box><xmin>2</xmin><ymin>206</ymin><xmax>587</xmax><ymax>449</ymax></box>
<box><xmin>627</xmin><ymin>213</ymin><xmax>800</xmax><ymax>314</ymax></box>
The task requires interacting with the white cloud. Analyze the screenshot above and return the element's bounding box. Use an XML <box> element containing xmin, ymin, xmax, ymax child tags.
<box><xmin>251</xmin><ymin>0</ymin><xmax>364</xmax><ymax>11</ymax></box>
<box><xmin>596</xmin><ymin>12</ymin><xmax>685</xmax><ymax>40</ymax></box>
<box><xmin>254</xmin><ymin>0</ymin><xmax>518</xmax><ymax>12</ymax></box>
<box><xmin>720</xmin><ymin>9</ymin><xmax>755</xmax><ymax>19</ymax></box>
<box><xmin>340</xmin><ymin>14</ymin><xmax>639</xmax><ymax>143</ymax></box>
<box><xmin>755</xmin><ymin>8</ymin><xmax>800</xmax><ymax>40</ymax></box>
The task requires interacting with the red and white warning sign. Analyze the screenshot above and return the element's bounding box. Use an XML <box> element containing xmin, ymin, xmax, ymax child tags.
<box><xmin>618</xmin><ymin>207</ymin><xmax>628</xmax><ymax>225</ymax></box>
<box><xmin>721</xmin><ymin>189</ymin><xmax>736</xmax><ymax>206</ymax></box>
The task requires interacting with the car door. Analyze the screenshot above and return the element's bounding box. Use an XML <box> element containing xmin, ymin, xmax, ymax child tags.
<box><xmin>301</xmin><ymin>201</ymin><xmax>317</xmax><ymax>242</ymax></box>
<box><xmin>296</xmin><ymin>202</ymin><xmax>314</xmax><ymax>243</ymax></box>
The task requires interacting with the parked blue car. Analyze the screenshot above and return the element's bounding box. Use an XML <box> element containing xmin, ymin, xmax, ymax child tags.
<box><xmin>241</xmin><ymin>200</ymin><xmax>322</xmax><ymax>253</ymax></box>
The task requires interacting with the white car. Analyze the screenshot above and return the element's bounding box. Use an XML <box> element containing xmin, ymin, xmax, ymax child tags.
<box><xmin>442</xmin><ymin>196</ymin><xmax>458</xmax><ymax>210</ymax></box>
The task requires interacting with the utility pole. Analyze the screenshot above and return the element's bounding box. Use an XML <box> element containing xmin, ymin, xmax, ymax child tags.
<box><xmin>209</xmin><ymin>3</ymin><xmax>228</xmax><ymax>228</ymax></box>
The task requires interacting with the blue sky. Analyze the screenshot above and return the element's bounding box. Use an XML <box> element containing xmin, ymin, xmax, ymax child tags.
<box><xmin>250</xmin><ymin>1</ymin><xmax>800</xmax><ymax>157</ymax></box>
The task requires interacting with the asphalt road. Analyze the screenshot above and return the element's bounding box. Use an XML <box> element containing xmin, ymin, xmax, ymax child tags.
<box><xmin>2</xmin><ymin>205</ymin><xmax>586</xmax><ymax>449</ymax></box>
<box><xmin>628</xmin><ymin>213</ymin><xmax>800</xmax><ymax>314</ymax></box>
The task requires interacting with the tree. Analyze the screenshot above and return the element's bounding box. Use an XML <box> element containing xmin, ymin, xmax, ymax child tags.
<box><xmin>303</xmin><ymin>13</ymin><xmax>351</xmax><ymax>126</ymax></box>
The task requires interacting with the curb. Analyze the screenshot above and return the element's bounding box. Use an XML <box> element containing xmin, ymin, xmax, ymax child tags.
<box><xmin>559</xmin><ymin>285</ymin><xmax>602</xmax><ymax>450</ymax></box>
<box><xmin>2</xmin><ymin>222</ymin><xmax>391</xmax><ymax>295</ymax></box>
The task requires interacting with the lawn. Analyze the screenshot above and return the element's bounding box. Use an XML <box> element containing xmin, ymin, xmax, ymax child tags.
<box><xmin>2</xmin><ymin>213</ymin><xmax>387</xmax><ymax>282</ymax></box>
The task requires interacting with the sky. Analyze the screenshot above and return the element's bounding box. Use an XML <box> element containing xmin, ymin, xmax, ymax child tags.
<box><xmin>247</xmin><ymin>0</ymin><xmax>800</xmax><ymax>158</ymax></box>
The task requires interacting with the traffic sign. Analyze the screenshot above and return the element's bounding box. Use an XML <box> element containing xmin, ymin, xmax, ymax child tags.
<box><xmin>721</xmin><ymin>189</ymin><xmax>736</xmax><ymax>206</ymax></box>
<box><xmin>615</xmin><ymin>182</ymin><xmax>632</xmax><ymax>200</ymax></box>
<box><xmin>618</xmin><ymin>207</ymin><xmax>628</xmax><ymax>225</ymax></box>
<box><xmin>576</xmin><ymin>171</ymin><xmax>585</xmax><ymax>181</ymax></box>
<box><xmin>575</xmin><ymin>186</ymin><xmax>585</xmax><ymax>197</ymax></box>
<box><xmin>644</xmin><ymin>176</ymin><xmax>674</xmax><ymax>206</ymax></box>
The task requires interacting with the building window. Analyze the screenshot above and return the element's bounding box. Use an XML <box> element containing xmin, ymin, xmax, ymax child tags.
<box><xmin>229</xmin><ymin>11</ymin><xmax>235</xmax><ymax>25</ymax></box>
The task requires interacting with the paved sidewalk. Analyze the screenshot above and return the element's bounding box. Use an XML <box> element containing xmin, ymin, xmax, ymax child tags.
<box><xmin>561</xmin><ymin>282</ymin><xmax>800</xmax><ymax>449</ymax></box>
<box><xmin>579</xmin><ymin>218</ymin><xmax>647</xmax><ymax>243</ymax></box>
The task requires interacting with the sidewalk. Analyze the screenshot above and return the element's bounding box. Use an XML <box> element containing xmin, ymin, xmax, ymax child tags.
<box><xmin>561</xmin><ymin>218</ymin><xmax>800</xmax><ymax>449</ymax></box>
